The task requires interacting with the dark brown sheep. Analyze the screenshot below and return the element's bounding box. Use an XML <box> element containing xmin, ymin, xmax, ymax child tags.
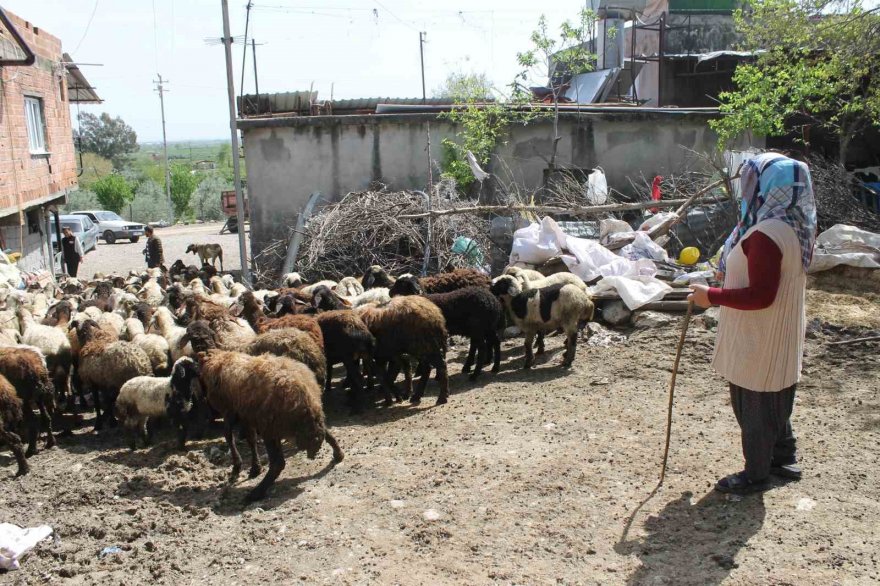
<box><xmin>0</xmin><ymin>347</ymin><xmax>56</xmax><ymax>456</ymax></box>
<box><xmin>255</xmin><ymin>313</ymin><xmax>325</xmax><ymax>350</ymax></box>
<box><xmin>0</xmin><ymin>373</ymin><xmax>28</xmax><ymax>476</ymax></box>
<box><xmin>247</xmin><ymin>328</ymin><xmax>327</xmax><ymax>386</ymax></box>
<box><xmin>181</xmin><ymin>321</ymin><xmax>344</xmax><ymax>502</ymax></box>
<box><xmin>356</xmin><ymin>296</ymin><xmax>449</xmax><ymax>405</ymax></box>
<box><xmin>419</xmin><ymin>268</ymin><xmax>490</xmax><ymax>294</ymax></box>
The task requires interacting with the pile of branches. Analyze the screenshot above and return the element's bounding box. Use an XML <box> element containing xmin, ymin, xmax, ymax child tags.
<box><xmin>808</xmin><ymin>155</ymin><xmax>880</xmax><ymax>233</ymax></box>
<box><xmin>296</xmin><ymin>185</ymin><xmax>493</xmax><ymax>281</ymax></box>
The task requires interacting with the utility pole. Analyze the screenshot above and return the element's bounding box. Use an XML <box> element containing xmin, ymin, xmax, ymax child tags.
<box><xmin>154</xmin><ymin>74</ymin><xmax>174</xmax><ymax>225</ymax></box>
<box><xmin>221</xmin><ymin>0</ymin><xmax>251</xmax><ymax>287</ymax></box>
<box><xmin>252</xmin><ymin>39</ymin><xmax>260</xmax><ymax>98</ymax></box>
<box><xmin>419</xmin><ymin>31</ymin><xmax>427</xmax><ymax>102</ymax></box>
<box><xmin>239</xmin><ymin>1</ymin><xmax>253</xmax><ymax>110</ymax></box>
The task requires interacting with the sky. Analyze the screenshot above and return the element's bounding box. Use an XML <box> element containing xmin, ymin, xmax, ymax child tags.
<box><xmin>6</xmin><ymin>0</ymin><xmax>589</xmax><ymax>142</ymax></box>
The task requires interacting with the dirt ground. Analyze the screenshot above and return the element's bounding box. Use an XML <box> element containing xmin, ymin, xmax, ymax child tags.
<box><xmin>1</xmin><ymin>283</ymin><xmax>878</xmax><ymax>585</ymax></box>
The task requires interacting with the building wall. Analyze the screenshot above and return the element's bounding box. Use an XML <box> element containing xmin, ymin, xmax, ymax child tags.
<box><xmin>240</xmin><ymin>110</ymin><xmax>762</xmax><ymax>257</ymax></box>
<box><xmin>0</xmin><ymin>9</ymin><xmax>77</xmax><ymax>265</ymax></box>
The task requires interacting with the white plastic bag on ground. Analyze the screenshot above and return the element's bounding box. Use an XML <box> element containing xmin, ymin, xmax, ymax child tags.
<box><xmin>509</xmin><ymin>217</ymin><xmax>566</xmax><ymax>266</ymax></box>
<box><xmin>586</xmin><ymin>168</ymin><xmax>608</xmax><ymax>205</ymax></box>
<box><xmin>0</xmin><ymin>523</ymin><xmax>53</xmax><ymax>570</ymax></box>
<box><xmin>808</xmin><ymin>224</ymin><xmax>880</xmax><ymax>273</ymax></box>
<box><xmin>620</xmin><ymin>231</ymin><xmax>669</xmax><ymax>263</ymax></box>
<box><xmin>590</xmin><ymin>275</ymin><xmax>672</xmax><ymax>310</ymax></box>
<box><xmin>638</xmin><ymin>212</ymin><xmax>677</xmax><ymax>232</ymax></box>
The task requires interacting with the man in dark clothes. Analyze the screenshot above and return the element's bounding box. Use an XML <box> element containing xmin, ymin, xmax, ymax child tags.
<box><xmin>144</xmin><ymin>226</ymin><xmax>165</xmax><ymax>269</ymax></box>
<box><xmin>60</xmin><ymin>227</ymin><xmax>84</xmax><ymax>277</ymax></box>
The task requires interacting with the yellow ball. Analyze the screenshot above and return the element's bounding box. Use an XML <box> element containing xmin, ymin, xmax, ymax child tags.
<box><xmin>679</xmin><ymin>247</ymin><xmax>700</xmax><ymax>266</ymax></box>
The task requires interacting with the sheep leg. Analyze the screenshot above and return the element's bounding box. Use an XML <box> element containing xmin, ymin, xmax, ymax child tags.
<box><xmin>434</xmin><ymin>355</ymin><xmax>450</xmax><ymax>405</ymax></box>
<box><xmin>92</xmin><ymin>387</ymin><xmax>104</xmax><ymax>432</ymax></box>
<box><xmin>145</xmin><ymin>418</ymin><xmax>156</xmax><ymax>446</ymax></box>
<box><xmin>324</xmin><ymin>361</ymin><xmax>333</xmax><ymax>396</ymax></box>
<box><xmin>490</xmin><ymin>330</ymin><xmax>502</xmax><ymax>374</ymax></box>
<box><xmin>562</xmin><ymin>331</ymin><xmax>578</xmax><ymax>368</ymax></box>
<box><xmin>409</xmin><ymin>361</ymin><xmax>432</xmax><ymax>405</ymax></box>
<box><xmin>535</xmin><ymin>333</ymin><xmax>546</xmax><ymax>355</ymax></box>
<box><xmin>373</xmin><ymin>360</ymin><xmax>397</xmax><ymax>406</ymax></box>
<box><xmin>462</xmin><ymin>340</ymin><xmax>477</xmax><ymax>374</ymax></box>
<box><xmin>523</xmin><ymin>333</ymin><xmax>536</xmax><ymax>369</ymax></box>
<box><xmin>22</xmin><ymin>399</ymin><xmax>39</xmax><ymax>457</ymax></box>
<box><xmin>0</xmin><ymin>429</ymin><xmax>29</xmax><ymax>477</ymax></box>
<box><xmin>324</xmin><ymin>430</ymin><xmax>345</xmax><ymax>463</ymax></box>
<box><xmin>342</xmin><ymin>358</ymin><xmax>368</xmax><ymax>414</ymax></box>
<box><xmin>468</xmin><ymin>335</ymin><xmax>488</xmax><ymax>381</ymax></box>
<box><xmin>400</xmin><ymin>358</ymin><xmax>413</xmax><ymax>400</ymax></box>
<box><xmin>37</xmin><ymin>396</ymin><xmax>56</xmax><ymax>449</ymax></box>
<box><xmin>242</xmin><ymin>424</ymin><xmax>262</xmax><ymax>479</ymax></box>
<box><xmin>245</xmin><ymin>438</ymin><xmax>285</xmax><ymax>502</ymax></box>
<box><xmin>126</xmin><ymin>422</ymin><xmax>139</xmax><ymax>451</ymax></box>
<box><xmin>224</xmin><ymin>419</ymin><xmax>242</xmax><ymax>482</ymax></box>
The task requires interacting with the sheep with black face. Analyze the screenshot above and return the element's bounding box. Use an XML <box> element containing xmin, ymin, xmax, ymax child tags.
<box><xmin>490</xmin><ymin>275</ymin><xmax>594</xmax><ymax>369</ymax></box>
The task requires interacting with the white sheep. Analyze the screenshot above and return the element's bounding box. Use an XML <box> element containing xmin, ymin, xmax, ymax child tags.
<box><xmin>505</xmin><ymin>266</ymin><xmax>588</xmax><ymax>292</ymax></box>
<box><xmin>300</xmin><ymin>280</ymin><xmax>338</xmax><ymax>296</ymax></box>
<box><xmin>490</xmin><ymin>275</ymin><xmax>594</xmax><ymax>369</ymax></box>
<box><xmin>334</xmin><ymin>276</ymin><xmax>365</xmax><ymax>298</ymax></box>
<box><xmin>124</xmin><ymin>318</ymin><xmax>171</xmax><ymax>375</ymax></box>
<box><xmin>280</xmin><ymin>272</ymin><xmax>303</xmax><ymax>288</ymax></box>
<box><xmin>347</xmin><ymin>287</ymin><xmax>391</xmax><ymax>308</ymax></box>
<box><xmin>137</xmin><ymin>279</ymin><xmax>165</xmax><ymax>307</ymax></box>
<box><xmin>149</xmin><ymin>306</ymin><xmax>193</xmax><ymax>362</ymax></box>
<box><xmin>115</xmin><ymin>357</ymin><xmax>201</xmax><ymax>450</ymax></box>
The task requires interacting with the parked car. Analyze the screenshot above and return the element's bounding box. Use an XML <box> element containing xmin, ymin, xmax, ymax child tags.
<box><xmin>49</xmin><ymin>214</ymin><xmax>100</xmax><ymax>254</ymax></box>
<box><xmin>71</xmin><ymin>210</ymin><xmax>145</xmax><ymax>244</ymax></box>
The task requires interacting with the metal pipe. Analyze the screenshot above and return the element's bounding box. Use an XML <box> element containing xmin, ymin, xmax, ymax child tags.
<box><xmin>419</xmin><ymin>32</ymin><xmax>427</xmax><ymax>103</ymax></box>
<box><xmin>221</xmin><ymin>0</ymin><xmax>252</xmax><ymax>287</ymax></box>
<box><xmin>414</xmin><ymin>190</ymin><xmax>432</xmax><ymax>276</ymax></box>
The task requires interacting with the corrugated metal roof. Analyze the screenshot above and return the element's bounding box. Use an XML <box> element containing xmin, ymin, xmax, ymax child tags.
<box><xmin>239</xmin><ymin>92</ymin><xmax>460</xmax><ymax>116</ymax></box>
<box><xmin>63</xmin><ymin>53</ymin><xmax>101</xmax><ymax>103</ymax></box>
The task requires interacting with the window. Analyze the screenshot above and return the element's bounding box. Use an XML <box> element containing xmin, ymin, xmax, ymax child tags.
<box><xmin>24</xmin><ymin>96</ymin><xmax>47</xmax><ymax>154</ymax></box>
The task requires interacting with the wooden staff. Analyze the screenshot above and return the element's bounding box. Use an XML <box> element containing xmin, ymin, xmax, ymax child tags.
<box><xmin>659</xmin><ymin>299</ymin><xmax>694</xmax><ymax>485</ymax></box>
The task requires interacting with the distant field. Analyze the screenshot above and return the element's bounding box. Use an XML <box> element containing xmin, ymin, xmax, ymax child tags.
<box><xmin>135</xmin><ymin>139</ymin><xmax>230</xmax><ymax>166</ymax></box>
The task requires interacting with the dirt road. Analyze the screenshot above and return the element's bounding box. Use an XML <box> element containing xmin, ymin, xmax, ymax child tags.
<box><xmin>1</xmin><ymin>288</ymin><xmax>878</xmax><ymax>584</ymax></box>
<box><xmin>76</xmin><ymin>222</ymin><xmax>248</xmax><ymax>277</ymax></box>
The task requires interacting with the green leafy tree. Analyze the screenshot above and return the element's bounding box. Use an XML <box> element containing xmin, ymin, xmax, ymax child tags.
<box><xmin>515</xmin><ymin>10</ymin><xmax>597</xmax><ymax>170</ymax></box>
<box><xmin>78</xmin><ymin>152</ymin><xmax>113</xmax><ymax>190</ymax></box>
<box><xmin>216</xmin><ymin>143</ymin><xmax>232</xmax><ymax>168</ymax></box>
<box><xmin>91</xmin><ymin>174</ymin><xmax>135</xmax><ymax>214</ymax></box>
<box><xmin>76</xmin><ymin>112</ymin><xmax>139</xmax><ymax>169</ymax></box>
<box><xmin>434</xmin><ymin>72</ymin><xmax>494</xmax><ymax>101</ymax></box>
<box><xmin>169</xmin><ymin>164</ymin><xmax>202</xmax><ymax>219</ymax></box>
<box><xmin>711</xmin><ymin>0</ymin><xmax>880</xmax><ymax>162</ymax></box>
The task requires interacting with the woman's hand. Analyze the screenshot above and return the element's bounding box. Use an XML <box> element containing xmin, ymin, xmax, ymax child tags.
<box><xmin>688</xmin><ymin>284</ymin><xmax>713</xmax><ymax>309</ymax></box>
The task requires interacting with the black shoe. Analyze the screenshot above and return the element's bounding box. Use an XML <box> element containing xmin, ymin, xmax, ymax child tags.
<box><xmin>715</xmin><ymin>471</ymin><xmax>771</xmax><ymax>495</ymax></box>
<box><xmin>770</xmin><ymin>462</ymin><xmax>802</xmax><ymax>480</ymax></box>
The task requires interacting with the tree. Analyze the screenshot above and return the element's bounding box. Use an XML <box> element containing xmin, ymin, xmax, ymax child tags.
<box><xmin>78</xmin><ymin>152</ymin><xmax>113</xmax><ymax>190</ymax></box>
<box><xmin>434</xmin><ymin>72</ymin><xmax>494</xmax><ymax>101</ymax></box>
<box><xmin>515</xmin><ymin>10</ymin><xmax>597</xmax><ymax>171</ymax></box>
<box><xmin>76</xmin><ymin>112</ymin><xmax>139</xmax><ymax>168</ymax></box>
<box><xmin>711</xmin><ymin>0</ymin><xmax>880</xmax><ymax>162</ymax></box>
<box><xmin>91</xmin><ymin>174</ymin><xmax>135</xmax><ymax>214</ymax></box>
<box><xmin>169</xmin><ymin>164</ymin><xmax>202</xmax><ymax>219</ymax></box>
<box><xmin>216</xmin><ymin>143</ymin><xmax>232</xmax><ymax>168</ymax></box>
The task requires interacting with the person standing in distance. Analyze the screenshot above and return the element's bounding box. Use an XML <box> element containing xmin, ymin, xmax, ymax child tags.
<box><xmin>144</xmin><ymin>225</ymin><xmax>165</xmax><ymax>270</ymax></box>
<box><xmin>688</xmin><ymin>152</ymin><xmax>817</xmax><ymax>495</ymax></box>
<box><xmin>60</xmin><ymin>226</ymin><xmax>84</xmax><ymax>277</ymax></box>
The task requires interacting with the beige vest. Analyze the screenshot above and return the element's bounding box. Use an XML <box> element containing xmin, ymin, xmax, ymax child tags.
<box><xmin>713</xmin><ymin>220</ymin><xmax>806</xmax><ymax>392</ymax></box>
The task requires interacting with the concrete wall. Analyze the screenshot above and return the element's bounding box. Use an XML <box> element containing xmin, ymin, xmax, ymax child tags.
<box><xmin>240</xmin><ymin>109</ymin><xmax>760</xmax><ymax>256</ymax></box>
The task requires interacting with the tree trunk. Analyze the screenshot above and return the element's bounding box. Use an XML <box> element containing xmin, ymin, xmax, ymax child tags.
<box><xmin>548</xmin><ymin>90</ymin><xmax>561</xmax><ymax>173</ymax></box>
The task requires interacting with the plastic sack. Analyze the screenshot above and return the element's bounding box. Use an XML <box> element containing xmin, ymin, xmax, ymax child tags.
<box><xmin>638</xmin><ymin>212</ymin><xmax>677</xmax><ymax>232</ymax></box>
<box><xmin>586</xmin><ymin>168</ymin><xmax>608</xmax><ymax>205</ymax></box>
<box><xmin>0</xmin><ymin>523</ymin><xmax>53</xmax><ymax>570</ymax></box>
<box><xmin>599</xmin><ymin>219</ymin><xmax>632</xmax><ymax>244</ymax></box>
<box><xmin>508</xmin><ymin>217</ymin><xmax>567</xmax><ymax>266</ymax></box>
<box><xmin>619</xmin><ymin>231</ymin><xmax>669</xmax><ymax>263</ymax></box>
<box><xmin>590</xmin><ymin>275</ymin><xmax>672</xmax><ymax>310</ymax></box>
<box><xmin>808</xmin><ymin>224</ymin><xmax>880</xmax><ymax>273</ymax></box>
<box><xmin>451</xmin><ymin>236</ymin><xmax>483</xmax><ymax>266</ymax></box>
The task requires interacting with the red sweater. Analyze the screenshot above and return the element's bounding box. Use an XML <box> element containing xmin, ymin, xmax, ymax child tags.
<box><xmin>708</xmin><ymin>231</ymin><xmax>782</xmax><ymax>310</ymax></box>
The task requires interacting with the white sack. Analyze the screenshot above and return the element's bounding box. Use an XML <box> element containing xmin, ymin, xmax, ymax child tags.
<box><xmin>590</xmin><ymin>275</ymin><xmax>672</xmax><ymax>310</ymax></box>
<box><xmin>808</xmin><ymin>224</ymin><xmax>880</xmax><ymax>273</ymax></box>
<box><xmin>586</xmin><ymin>169</ymin><xmax>608</xmax><ymax>204</ymax></box>
<box><xmin>0</xmin><ymin>523</ymin><xmax>53</xmax><ymax>570</ymax></box>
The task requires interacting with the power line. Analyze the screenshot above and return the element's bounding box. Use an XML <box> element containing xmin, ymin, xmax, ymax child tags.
<box><xmin>71</xmin><ymin>0</ymin><xmax>100</xmax><ymax>55</ymax></box>
<box><xmin>373</xmin><ymin>0</ymin><xmax>420</xmax><ymax>31</ymax></box>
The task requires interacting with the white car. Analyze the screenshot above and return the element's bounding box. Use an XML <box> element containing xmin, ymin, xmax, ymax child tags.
<box><xmin>71</xmin><ymin>210</ymin><xmax>146</xmax><ymax>244</ymax></box>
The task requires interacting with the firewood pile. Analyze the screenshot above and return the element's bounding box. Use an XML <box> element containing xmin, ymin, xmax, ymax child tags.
<box><xmin>295</xmin><ymin>186</ymin><xmax>494</xmax><ymax>281</ymax></box>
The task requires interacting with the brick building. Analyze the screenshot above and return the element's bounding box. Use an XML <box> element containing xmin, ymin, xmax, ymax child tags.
<box><xmin>0</xmin><ymin>7</ymin><xmax>99</xmax><ymax>274</ymax></box>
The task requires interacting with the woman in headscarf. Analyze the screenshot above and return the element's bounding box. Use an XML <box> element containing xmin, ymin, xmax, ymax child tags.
<box><xmin>688</xmin><ymin>152</ymin><xmax>817</xmax><ymax>495</ymax></box>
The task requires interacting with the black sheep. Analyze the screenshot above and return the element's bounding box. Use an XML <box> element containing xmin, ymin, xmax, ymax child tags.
<box><xmin>389</xmin><ymin>276</ymin><xmax>502</xmax><ymax>379</ymax></box>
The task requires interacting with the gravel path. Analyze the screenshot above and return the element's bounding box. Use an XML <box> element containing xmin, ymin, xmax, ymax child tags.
<box><xmin>77</xmin><ymin>222</ymin><xmax>249</xmax><ymax>277</ymax></box>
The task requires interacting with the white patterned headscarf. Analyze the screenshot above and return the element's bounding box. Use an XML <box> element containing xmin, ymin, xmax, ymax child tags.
<box><xmin>719</xmin><ymin>153</ymin><xmax>817</xmax><ymax>273</ymax></box>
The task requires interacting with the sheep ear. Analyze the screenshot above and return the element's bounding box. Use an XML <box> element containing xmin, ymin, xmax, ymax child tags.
<box><xmin>339</xmin><ymin>296</ymin><xmax>352</xmax><ymax>307</ymax></box>
<box><xmin>229</xmin><ymin>303</ymin><xmax>243</xmax><ymax>317</ymax></box>
<box><xmin>363</xmin><ymin>273</ymin><xmax>374</xmax><ymax>289</ymax></box>
<box><xmin>179</xmin><ymin>334</ymin><xmax>190</xmax><ymax>349</ymax></box>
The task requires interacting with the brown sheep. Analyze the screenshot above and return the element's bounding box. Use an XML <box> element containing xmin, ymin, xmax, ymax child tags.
<box><xmin>76</xmin><ymin>319</ymin><xmax>153</xmax><ymax>430</ymax></box>
<box><xmin>181</xmin><ymin>321</ymin><xmax>344</xmax><ymax>501</ymax></box>
<box><xmin>419</xmin><ymin>268</ymin><xmax>490</xmax><ymax>294</ymax></box>
<box><xmin>247</xmin><ymin>328</ymin><xmax>327</xmax><ymax>386</ymax></box>
<box><xmin>0</xmin><ymin>373</ymin><xmax>29</xmax><ymax>476</ymax></box>
<box><xmin>0</xmin><ymin>347</ymin><xmax>55</xmax><ymax>456</ymax></box>
<box><xmin>255</xmin><ymin>313</ymin><xmax>325</xmax><ymax>350</ymax></box>
<box><xmin>356</xmin><ymin>296</ymin><xmax>449</xmax><ymax>405</ymax></box>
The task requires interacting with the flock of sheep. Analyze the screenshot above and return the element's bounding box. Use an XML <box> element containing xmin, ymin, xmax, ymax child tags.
<box><xmin>0</xmin><ymin>258</ymin><xmax>594</xmax><ymax>501</ymax></box>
